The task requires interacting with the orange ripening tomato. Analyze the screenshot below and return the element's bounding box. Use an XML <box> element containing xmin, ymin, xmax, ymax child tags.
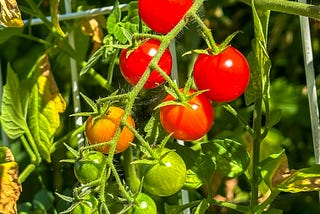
<box><xmin>85</xmin><ymin>107</ymin><xmax>135</xmax><ymax>154</ymax></box>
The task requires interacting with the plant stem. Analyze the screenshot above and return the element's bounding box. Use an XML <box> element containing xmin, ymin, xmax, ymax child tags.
<box><xmin>123</xmin><ymin>147</ymin><xmax>140</xmax><ymax>193</ymax></box>
<box><xmin>251</xmin><ymin>97</ymin><xmax>263</xmax><ymax>211</ymax></box>
<box><xmin>190</xmin><ymin>11</ymin><xmax>219</xmax><ymax>53</ymax></box>
<box><xmin>240</xmin><ymin>0</ymin><xmax>320</xmax><ymax>20</ymax></box>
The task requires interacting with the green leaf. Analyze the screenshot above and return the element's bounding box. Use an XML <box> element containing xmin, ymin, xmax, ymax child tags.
<box><xmin>277</xmin><ymin>165</ymin><xmax>320</xmax><ymax>193</ymax></box>
<box><xmin>144</xmin><ymin>110</ymin><xmax>167</xmax><ymax>145</ymax></box>
<box><xmin>0</xmin><ymin>65</ymin><xmax>28</xmax><ymax>139</ymax></box>
<box><xmin>245</xmin><ymin>51</ymin><xmax>262</xmax><ymax>105</ymax></box>
<box><xmin>192</xmin><ymin>154</ymin><xmax>216</xmax><ymax>184</ymax></box>
<box><xmin>184</xmin><ymin>169</ymin><xmax>203</xmax><ymax>189</ymax></box>
<box><xmin>202</xmin><ymin>139</ymin><xmax>250</xmax><ymax>177</ymax></box>
<box><xmin>25</xmin><ymin>55</ymin><xmax>66</xmax><ymax>162</ymax></box>
<box><xmin>260</xmin><ymin>150</ymin><xmax>288</xmax><ymax>190</ymax></box>
<box><xmin>106</xmin><ymin>0</ymin><xmax>121</xmax><ymax>33</ymax></box>
<box><xmin>194</xmin><ymin>199</ymin><xmax>209</xmax><ymax>214</ymax></box>
<box><xmin>164</xmin><ymin>200</ymin><xmax>201</xmax><ymax>214</ymax></box>
<box><xmin>0</xmin><ymin>27</ymin><xmax>23</xmax><ymax>44</ymax></box>
<box><xmin>245</xmin><ymin>1</ymin><xmax>271</xmax><ymax>106</ymax></box>
<box><xmin>80</xmin><ymin>46</ymin><xmax>105</xmax><ymax>75</ymax></box>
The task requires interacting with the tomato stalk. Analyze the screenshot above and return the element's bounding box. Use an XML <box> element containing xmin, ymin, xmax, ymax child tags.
<box><xmin>240</xmin><ymin>0</ymin><xmax>320</xmax><ymax>20</ymax></box>
<box><xmin>189</xmin><ymin>11</ymin><xmax>220</xmax><ymax>54</ymax></box>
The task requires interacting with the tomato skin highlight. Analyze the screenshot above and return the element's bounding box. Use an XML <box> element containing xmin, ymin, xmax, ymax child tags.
<box><xmin>85</xmin><ymin>106</ymin><xmax>135</xmax><ymax>154</ymax></box>
<box><xmin>119</xmin><ymin>39</ymin><xmax>172</xmax><ymax>89</ymax></box>
<box><xmin>142</xmin><ymin>148</ymin><xmax>187</xmax><ymax>197</ymax></box>
<box><xmin>160</xmin><ymin>89</ymin><xmax>214</xmax><ymax>141</ymax></box>
<box><xmin>127</xmin><ymin>193</ymin><xmax>157</xmax><ymax>214</ymax></box>
<box><xmin>193</xmin><ymin>46</ymin><xmax>250</xmax><ymax>103</ymax></box>
<box><xmin>138</xmin><ymin>0</ymin><xmax>193</xmax><ymax>34</ymax></box>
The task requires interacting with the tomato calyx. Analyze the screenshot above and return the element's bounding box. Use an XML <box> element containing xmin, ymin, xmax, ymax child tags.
<box><xmin>155</xmin><ymin>87</ymin><xmax>209</xmax><ymax>110</ymax></box>
<box><xmin>183</xmin><ymin>30</ymin><xmax>241</xmax><ymax>57</ymax></box>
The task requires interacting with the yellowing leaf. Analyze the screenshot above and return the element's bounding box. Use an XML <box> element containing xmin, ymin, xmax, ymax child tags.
<box><xmin>0</xmin><ymin>0</ymin><xmax>24</xmax><ymax>28</ymax></box>
<box><xmin>277</xmin><ymin>165</ymin><xmax>320</xmax><ymax>193</ymax></box>
<box><xmin>0</xmin><ymin>147</ymin><xmax>21</xmax><ymax>214</ymax></box>
<box><xmin>26</xmin><ymin>54</ymin><xmax>66</xmax><ymax>162</ymax></box>
<box><xmin>80</xmin><ymin>17</ymin><xmax>104</xmax><ymax>55</ymax></box>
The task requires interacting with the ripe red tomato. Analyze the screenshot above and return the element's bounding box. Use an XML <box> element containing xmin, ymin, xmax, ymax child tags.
<box><xmin>119</xmin><ymin>39</ymin><xmax>172</xmax><ymax>89</ymax></box>
<box><xmin>138</xmin><ymin>0</ymin><xmax>193</xmax><ymax>34</ymax></box>
<box><xmin>193</xmin><ymin>46</ymin><xmax>250</xmax><ymax>102</ymax></box>
<box><xmin>142</xmin><ymin>148</ymin><xmax>186</xmax><ymax>197</ymax></box>
<box><xmin>160</xmin><ymin>89</ymin><xmax>214</xmax><ymax>141</ymax></box>
<box><xmin>85</xmin><ymin>107</ymin><xmax>135</xmax><ymax>154</ymax></box>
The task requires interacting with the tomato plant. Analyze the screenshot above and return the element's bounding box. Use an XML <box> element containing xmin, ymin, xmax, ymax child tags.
<box><xmin>160</xmin><ymin>89</ymin><xmax>214</xmax><ymax>141</ymax></box>
<box><xmin>1</xmin><ymin>0</ymin><xmax>320</xmax><ymax>214</ymax></box>
<box><xmin>127</xmin><ymin>193</ymin><xmax>157</xmax><ymax>214</ymax></box>
<box><xmin>85</xmin><ymin>106</ymin><xmax>135</xmax><ymax>154</ymax></box>
<box><xmin>141</xmin><ymin>148</ymin><xmax>187</xmax><ymax>197</ymax></box>
<box><xmin>193</xmin><ymin>46</ymin><xmax>250</xmax><ymax>102</ymax></box>
<box><xmin>73</xmin><ymin>151</ymin><xmax>106</xmax><ymax>184</ymax></box>
<box><xmin>119</xmin><ymin>39</ymin><xmax>172</xmax><ymax>89</ymax></box>
<box><xmin>138</xmin><ymin>0</ymin><xmax>193</xmax><ymax>34</ymax></box>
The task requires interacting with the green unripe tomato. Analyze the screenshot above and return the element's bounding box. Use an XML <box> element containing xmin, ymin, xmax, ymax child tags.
<box><xmin>142</xmin><ymin>148</ymin><xmax>187</xmax><ymax>197</ymax></box>
<box><xmin>127</xmin><ymin>193</ymin><xmax>157</xmax><ymax>214</ymax></box>
<box><xmin>73</xmin><ymin>151</ymin><xmax>106</xmax><ymax>184</ymax></box>
<box><xmin>71</xmin><ymin>194</ymin><xmax>99</xmax><ymax>214</ymax></box>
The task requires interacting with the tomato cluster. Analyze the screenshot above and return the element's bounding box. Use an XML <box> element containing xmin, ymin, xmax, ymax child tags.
<box><xmin>78</xmin><ymin>0</ymin><xmax>251</xmax><ymax>212</ymax></box>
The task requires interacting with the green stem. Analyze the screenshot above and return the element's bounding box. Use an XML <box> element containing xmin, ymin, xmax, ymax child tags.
<box><xmin>223</xmin><ymin>104</ymin><xmax>255</xmax><ymax>136</ymax></box>
<box><xmin>251</xmin><ymin>98</ymin><xmax>263</xmax><ymax>211</ymax></box>
<box><xmin>123</xmin><ymin>147</ymin><xmax>140</xmax><ymax>193</ymax></box>
<box><xmin>240</xmin><ymin>0</ymin><xmax>320</xmax><ymax>20</ymax></box>
<box><xmin>87</xmin><ymin>68</ymin><xmax>114</xmax><ymax>92</ymax></box>
<box><xmin>25</xmin><ymin>0</ymin><xmax>53</xmax><ymax>29</ymax></box>
<box><xmin>51</xmin><ymin>124</ymin><xmax>85</xmax><ymax>153</ymax></box>
<box><xmin>106</xmin><ymin>49</ymin><xmax>119</xmax><ymax>89</ymax></box>
<box><xmin>209</xmin><ymin>198</ymin><xmax>249</xmax><ymax>213</ymax></box>
<box><xmin>24</xmin><ymin>129</ymin><xmax>42</xmax><ymax>165</ymax></box>
<box><xmin>190</xmin><ymin>11</ymin><xmax>219</xmax><ymax>53</ymax></box>
<box><xmin>255</xmin><ymin>190</ymin><xmax>280</xmax><ymax>213</ymax></box>
<box><xmin>18</xmin><ymin>163</ymin><xmax>36</xmax><ymax>184</ymax></box>
<box><xmin>124</xmin><ymin>122</ymin><xmax>156</xmax><ymax>158</ymax></box>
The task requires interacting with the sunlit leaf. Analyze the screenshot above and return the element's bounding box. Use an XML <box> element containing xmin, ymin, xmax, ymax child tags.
<box><xmin>202</xmin><ymin>139</ymin><xmax>250</xmax><ymax>177</ymax></box>
<box><xmin>0</xmin><ymin>147</ymin><xmax>21</xmax><ymax>214</ymax></box>
<box><xmin>184</xmin><ymin>169</ymin><xmax>203</xmax><ymax>189</ymax></box>
<box><xmin>0</xmin><ymin>65</ymin><xmax>28</xmax><ymax>139</ymax></box>
<box><xmin>0</xmin><ymin>0</ymin><xmax>24</xmax><ymax>27</ymax></box>
<box><xmin>26</xmin><ymin>54</ymin><xmax>66</xmax><ymax>162</ymax></box>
